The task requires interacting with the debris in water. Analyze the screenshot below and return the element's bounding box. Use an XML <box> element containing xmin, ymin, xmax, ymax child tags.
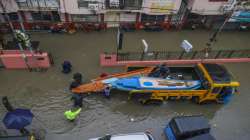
<box><xmin>130</xmin><ymin>118</ymin><xmax>134</xmax><ymax>122</ymax></box>
<box><xmin>213</xmin><ymin>124</ymin><xmax>217</xmax><ymax>127</ymax></box>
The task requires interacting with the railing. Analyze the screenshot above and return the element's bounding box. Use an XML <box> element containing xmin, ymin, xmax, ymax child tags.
<box><xmin>16</xmin><ymin>0</ymin><xmax>59</xmax><ymax>11</ymax></box>
<box><xmin>18</xmin><ymin>6</ymin><xmax>59</xmax><ymax>11</ymax></box>
<box><xmin>116</xmin><ymin>49</ymin><xmax>250</xmax><ymax>61</ymax></box>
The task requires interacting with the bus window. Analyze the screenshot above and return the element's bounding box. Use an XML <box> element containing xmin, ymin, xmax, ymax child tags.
<box><xmin>211</xmin><ymin>87</ymin><xmax>222</xmax><ymax>94</ymax></box>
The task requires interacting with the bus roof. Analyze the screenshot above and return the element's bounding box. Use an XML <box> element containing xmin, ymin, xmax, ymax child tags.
<box><xmin>202</xmin><ymin>63</ymin><xmax>233</xmax><ymax>84</ymax></box>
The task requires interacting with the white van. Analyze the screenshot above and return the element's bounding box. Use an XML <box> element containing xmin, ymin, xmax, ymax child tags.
<box><xmin>89</xmin><ymin>132</ymin><xmax>154</xmax><ymax>140</ymax></box>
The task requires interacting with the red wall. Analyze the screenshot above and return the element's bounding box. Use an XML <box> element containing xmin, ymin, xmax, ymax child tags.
<box><xmin>0</xmin><ymin>50</ymin><xmax>51</xmax><ymax>69</ymax></box>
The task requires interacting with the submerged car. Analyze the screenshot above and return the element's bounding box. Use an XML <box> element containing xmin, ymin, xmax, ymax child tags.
<box><xmin>164</xmin><ymin>115</ymin><xmax>215</xmax><ymax>140</ymax></box>
<box><xmin>89</xmin><ymin>132</ymin><xmax>154</xmax><ymax>140</ymax></box>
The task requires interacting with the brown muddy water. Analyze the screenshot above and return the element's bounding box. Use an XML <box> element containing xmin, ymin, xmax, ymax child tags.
<box><xmin>0</xmin><ymin>30</ymin><xmax>250</xmax><ymax>140</ymax></box>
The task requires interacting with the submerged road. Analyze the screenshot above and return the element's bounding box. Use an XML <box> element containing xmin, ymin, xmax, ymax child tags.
<box><xmin>0</xmin><ymin>30</ymin><xmax>250</xmax><ymax>140</ymax></box>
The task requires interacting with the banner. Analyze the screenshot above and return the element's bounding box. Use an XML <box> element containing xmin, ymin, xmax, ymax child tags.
<box><xmin>229</xmin><ymin>11</ymin><xmax>250</xmax><ymax>23</ymax></box>
<box><xmin>181</xmin><ymin>40</ymin><xmax>192</xmax><ymax>53</ymax></box>
<box><xmin>150</xmin><ymin>0</ymin><xmax>175</xmax><ymax>14</ymax></box>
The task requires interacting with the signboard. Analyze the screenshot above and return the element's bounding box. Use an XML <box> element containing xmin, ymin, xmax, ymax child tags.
<box><xmin>142</xmin><ymin>39</ymin><xmax>149</xmax><ymax>53</ymax></box>
<box><xmin>181</xmin><ymin>40</ymin><xmax>192</xmax><ymax>53</ymax></box>
<box><xmin>229</xmin><ymin>11</ymin><xmax>250</xmax><ymax>23</ymax></box>
<box><xmin>150</xmin><ymin>0</ymin><xmax>175</xmax><ymax>14</ymax></box>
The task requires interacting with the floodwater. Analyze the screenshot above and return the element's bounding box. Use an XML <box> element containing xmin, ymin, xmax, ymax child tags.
<box><xmin>0</xmin><ymin>30</ymin><xmax>250</xmax><ymax>140</ymax></box>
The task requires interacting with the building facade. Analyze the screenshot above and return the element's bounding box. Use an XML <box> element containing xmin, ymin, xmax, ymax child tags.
<box><xmin>183</xmin><ymin>0</ymin><xmax>250</xmax><ymax>30</ymax></box>
<box><xmin>1</xmin><ymin>0</ymin><xmax>249</xmax><ymax>31</ymax></box>
<box><xmin>188</xmin><ymin>0</ymin><xmax>230</xmax><ymax>29</ymax></box>
<box><xmin>0</xmin><ymin>0</ymin><xmax>60</xmax><ymax>30</ymax></box>
<box><xmin>15</xmin><ymin>0</ymin><xmax>60</xmax><ymax>30</ymax></box>
<box><xmin>60</xmin><ymin>0</ymin><xmax>185</xmax><ymax>29</ymax></box>
<box><xmin>59</xmin><ymin>0</ymin><xmax>104</xmax><ymax>22</ymax></box>
<box><xmin>228</xmin><ymin>0</ymin><xmax>250</xmax><ymax>30</ymax></box>
<box><xmin>0</xmin><ymin>0</ymin><xmax>19</xmax><ymax>24</ymax></box>
<box><xmin>103</xmin><ymin>0</ymin><xmax>142</xmax><ymax>27</ymax></box>
<box><xmin>0</xmin><ymin>0</ymin><xmax>193</xmax><ymax>30</ymax></box>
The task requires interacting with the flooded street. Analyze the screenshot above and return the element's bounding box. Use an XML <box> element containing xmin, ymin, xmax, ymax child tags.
<box><xmin>0</xmin><ymin>30</ymin><xmax>250</xmax><ymax>140</ymax></box>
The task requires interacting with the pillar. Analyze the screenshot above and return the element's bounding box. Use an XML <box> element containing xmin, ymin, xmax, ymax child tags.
<box><xmin>135</xmin><ymin>12</ymin><xmax>142</xmax><ymax>30</ymax></box>
<box><xmin>136</xmin><ymin>12</ymin><xmax>140</xmax><ymax>23</ymax></box>
<box><xmin>17</xmin><ymin>12</ymin><xmax>25</xmax><ymax>31</ymax></box>
<box><xmin>20</xmin><ymin>11</ymin><xmax>27</xmax><ymax>22</ymax></box>
<box><xmin>100</xmin><ymin>13</ymin><xmax>104</xmax><ymax>23</ymax></box>
<box><xmin>65</xmin><ymin>13</ymin><xmax>69</xmax><ymax>22</ymax></box>
<box><xmin>20</xmin><ymin>11</ymin><xmax>30</xmax><ymax>30</ymax></box>
<box><xmin>49</xmin><ymin>11</ymin><xmax>54</xmax><ymax>22</ymax></box>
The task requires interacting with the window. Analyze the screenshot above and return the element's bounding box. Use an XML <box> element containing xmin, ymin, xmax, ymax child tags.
<box><xmin>16</xmin><ymin>0</ymin><xmax>59</xmax><ymax>8</ymax></box>
<box><xmin>42</xmin><ymin>13</ymin><xmax>52</xmax><ymax>21</ymax></box>
<box><xmin>31</xmin><ymin>12</ymin><xmax>52</xmax><ymax>21</ymax></box>
<box><xmin>124</xmin><ymin>0</ymin><xmax>142</xmax><ymax>9</ymax></box>
<box><xmin>212</xmin><ymin>87</ymin><xmax>222</xmax><ymax>94</ymax></box>
<box><xmin>32</xmin><ymin>12</ymin><xmax>42</xmax><ymax>21</ymax></box>
<box><xmin>105</xmin><ymin>0</ymin><xmax>120</xmax><ymax>9</ymax></box>
<box><xmin>16</xmin><ymin>0</ymin><xmax>29</xmax><ymax>8</ymax></box>
<box><xmin>26</xmin><ymin>0</ymin><xmax>39</xmax><ymax>8</ymax></box>
<box><xmin>36</xmin><ymin>0</ymin><xmax>45</xmax><ymax>7</ymax></box>
<box><xmin>169</xmin><ymin>120</ymin><xmax>178</xmax><ymax>137</ymax></box>
<box><xmin>141</xmin><ymin>14</ymin><xmax>165</xmax><ymax>22</ymax></box>
<box><xmin>78</xmin><ymin>0</ymin><xmax>89</xmax><ymax>8</ymax></box>
<box><xmin>71</xmin><ymin>15</ymin><xmax>98</xmax><ymax>22</ymax></box>
<box><xmin>45</xmin><ymin>0</ymin><xmax>59</xmax><ymax>8</ymax></box>
<box><xmin>8</xmin><ymin>13</ymin><xmax>19</xmax><ymax>21</ymax></box>
<box><xmin>52</xmin><ymin>11</ymin><xmax>60</xmax><ymax>21</ymax></box>
<box><xmin>78</xmin><ymin>0</ymin><xmax>98</xmax><ymax>8</ymax></box>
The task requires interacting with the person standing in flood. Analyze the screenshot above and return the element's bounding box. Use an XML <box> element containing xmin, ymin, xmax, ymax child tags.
<box><xmin>62</xmin><ymin>60</ymin><xmax>72</xmax><ymax>74</ymax></box>
<box><xmin>148</xmin><ymin>64</ymin><xmax>170</xmax><ymax>78</ymax></box>
<box><xmin>71</xmin><ymin>93</ymin><xmax>83</xmax><ymax>107</ymax></box>
<box><xmin>103</xmin><ymin>86</ymin><xmax>111</xmax><ymax>99</ymax></box>
<box><xmin>159</xmin><ymin>64</ymin><xmax>170</xmax><ymax>78</ymax></box>
<box><xmin>65</xmin><ymin>73</ymin><xmax>84</xmax><ymax>121</ymax></box>
<box><xmin>69</xmin><ymin>73</ymin><xmax>83</xmax><ymax>107</ymax></box>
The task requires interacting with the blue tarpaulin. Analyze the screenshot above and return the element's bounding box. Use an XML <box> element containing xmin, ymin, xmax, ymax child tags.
<box><xmin>3</xmin><ymin>109</ymin><xmax>34</xmax><ymax>130</ymax></box>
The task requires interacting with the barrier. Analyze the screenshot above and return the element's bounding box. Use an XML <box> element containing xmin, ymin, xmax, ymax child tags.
<box><xmin>100</xmin><ymin>49</ymin><xmax>250</xmax><ymax>66</ymax></box>
<box><xmin>0</xmin><ymin>50</ymin><xmax>51</xmax><ymax>69</ymax></box>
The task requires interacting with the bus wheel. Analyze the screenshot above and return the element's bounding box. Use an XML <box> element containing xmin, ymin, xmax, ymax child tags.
<box><xmin>191</xmin><ymin>96</ymin><xmax>200</xmax><ymax>104</ymax></box>
<box><xmin>144</xmin><ymin>99</ymin><xmax>163</xmax><ymax>105</ymax></box>
<box><xmin>139</xmin><ymin>99</ymin><xmax>147</xmax><ymax>105</ymax></box>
